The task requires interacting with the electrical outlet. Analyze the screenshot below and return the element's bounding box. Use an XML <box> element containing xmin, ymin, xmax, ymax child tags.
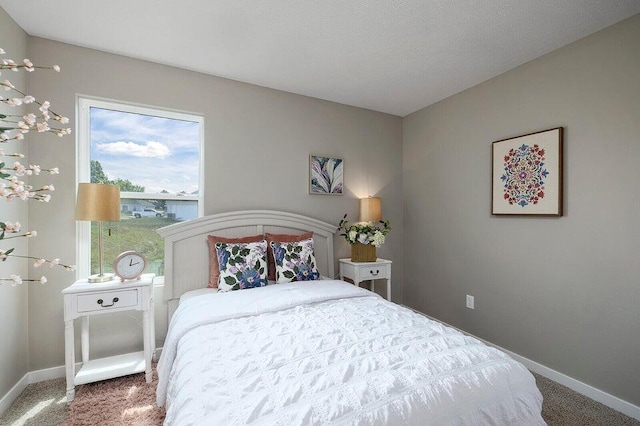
<box><xmin>466</xmin><ymin>295</ymin><xmax>475</xmax><ymax>309</ymax></box>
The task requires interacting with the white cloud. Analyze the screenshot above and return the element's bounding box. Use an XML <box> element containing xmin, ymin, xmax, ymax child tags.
<box><xmin>96</xmin><ymin>140</ymin><xmax>170</xmax><ymax>159</ymax></box>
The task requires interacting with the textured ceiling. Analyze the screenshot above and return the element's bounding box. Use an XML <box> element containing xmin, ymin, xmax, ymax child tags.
<box><xmin>1</xmin><ymin>1</ymin><xmax>639</xmax><ymax>116</ymax></box>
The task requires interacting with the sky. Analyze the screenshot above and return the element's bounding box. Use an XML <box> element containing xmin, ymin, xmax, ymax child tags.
<box><xmin>90</xmin><ymin>107</ymin><xmax>200</xmax><ymax>194</ymax></box>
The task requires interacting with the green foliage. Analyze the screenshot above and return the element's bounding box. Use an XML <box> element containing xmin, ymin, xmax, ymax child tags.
<box><xmin>337</xmin><ymin>214</ymin><xmax>391</xmax><ymax>246</ymax></box>
<box><xmin>90</xmin><ymin>160</ymin><xmax>145</xmax><ymax>192</ymax></box>
<box><xmin>1</xmin><ymin>247</ymin><xmax>15</xmax><ymax>261</ymax></box>
<box><xmin>152</xmin><ymin>190</ymin><xmax>169</xmax><ymax>210</ymax></box>
<box><xmin>90</xmin><ymin>160</ymin><xmax>109</xmax><ymax>184</ymax></box>
<box><xmin>0</xmin><ymin>162</ymin><xmax>10</xmax><ymax>179</ymax></box>
<box><xmin>111</xmin><ymin>178</ymin><xmax>144</xmax><ymax>192</ymax></box>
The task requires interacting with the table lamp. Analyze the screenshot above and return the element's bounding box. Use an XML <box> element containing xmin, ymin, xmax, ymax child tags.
<box><xmin>76</xmin><ymin>183</ymin><xmax>121</xmax><ymax>282</ymax></box>
<box><xmin>359</xmin><ymin>196</ymin><xmax>382</xmax><ymax>222</ymax></box>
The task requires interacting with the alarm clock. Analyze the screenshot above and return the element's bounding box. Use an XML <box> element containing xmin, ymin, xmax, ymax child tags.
<box><xmin>113</xmin><ymin>251</ymin><xmax>147</xmax><ymax>282</ymax></box>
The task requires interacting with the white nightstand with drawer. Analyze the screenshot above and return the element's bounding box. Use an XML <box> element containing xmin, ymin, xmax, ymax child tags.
<box><xmin>62</xmin><ymin>274</ymin><xmax>155</xmax><ymax>401</ymax></box>
<box><xmin>339</xmin><ymin>258</ymin><xmax>392</xmax><ymax>301</ymax></box>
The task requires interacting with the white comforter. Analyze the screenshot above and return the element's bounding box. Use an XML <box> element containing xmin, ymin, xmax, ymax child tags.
<box><xmin>157</xmin><ymin>280</ymin><xmax>545</xmax><ymax>425</ymax></box>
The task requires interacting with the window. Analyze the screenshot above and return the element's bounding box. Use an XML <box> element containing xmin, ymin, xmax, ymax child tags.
<box><xmin>77</xmin><ymin>97</ymin><xmax>203</xmax><ymax>279</ymax></box>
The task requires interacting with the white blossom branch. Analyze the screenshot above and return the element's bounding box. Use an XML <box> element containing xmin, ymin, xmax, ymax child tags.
<box><xmin>0</xmin><ymin>252</ymin><xmax>76</xmax><ymax>271</ymax></box>
<box><xmin>0</xmin><ymin>275</ymin><xmax>48</xmax><ymax>286</ymax></box>
<box><xmin>0</xmin><ymin>46</ymin><xmax>75</xmax><ymax>286</ymax></box>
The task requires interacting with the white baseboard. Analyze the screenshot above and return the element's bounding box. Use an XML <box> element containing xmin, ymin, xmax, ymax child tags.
<box><xmin>0</xmin><ymin>347</ymin><xmax>163</xmax><ymax>417</ymax></box>
<box><xmin>0</xmin><ymin>373</ymin><xmax>29</xmax><ymax>416</ymax></box>
<box><xmin>402</xmin><ymin>305</ymin><xmax>640</xmax><ymax>421</ymax></box>
<box><xmin>28</xmin><ymin>364</ymin><xmax>67</xmax><ymax>384</ymax></box>
<box><xmin>507</xmin><ymin>349</ymin><xmax>640</xmax><ymax>421</ymax></box>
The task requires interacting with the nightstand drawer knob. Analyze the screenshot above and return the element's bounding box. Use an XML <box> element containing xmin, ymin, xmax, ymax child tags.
<box><xmin>97</xmin><ymin>297</ymin><xmax>119</xmax><ymax>307</ymax></box>
<box><xmin>370</xmin><ymin>269</ymin><xmax>379</xmax><ymax>276</ymax></box>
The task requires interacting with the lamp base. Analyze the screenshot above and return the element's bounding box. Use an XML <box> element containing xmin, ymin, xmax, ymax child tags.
<box><xmin>88</xmin><ymin>273</ymin><xmax>115</xmax><ymax>283</ymax></box>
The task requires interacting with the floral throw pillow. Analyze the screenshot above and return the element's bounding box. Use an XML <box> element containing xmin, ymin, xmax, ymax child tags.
<box><xmin>215</xmin><ymin>240</ymin><xmax>268</xmax><ymax>292</ymax></box>
<box><xmin>270</xmin><ymin>238</ymin><xmax>320</xmax><ymax>283</ymax></box>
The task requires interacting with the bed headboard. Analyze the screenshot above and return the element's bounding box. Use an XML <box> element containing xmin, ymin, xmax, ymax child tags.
<box><xmin>157</xmin><ymin>210</ymin><xmax>337</xmax><ymax>319</ymax></box>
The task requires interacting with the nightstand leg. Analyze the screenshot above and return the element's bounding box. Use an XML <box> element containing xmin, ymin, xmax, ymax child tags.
<box><xmin>64</xmin><ymin>319</ymin><xmax>75</xmax><ymax>402</ymax></box>
<box><xmin>150</xmin><ymin>295</ymin><xmax>156</xmax><ymax>362</ymax></box>
<box><xmin>143</xmin><ymin>309</ymin><xmax>152</xmax><ymax>383</ymax></box>
<box><xmin>386</xmin><ymin>278</ymin><xmax>391</xmax><ymax>302</ymax></box>
<box><xmin>81</xmin><ymin>316</ymin><xmax>89</xmax><ymax>362</ymax></box>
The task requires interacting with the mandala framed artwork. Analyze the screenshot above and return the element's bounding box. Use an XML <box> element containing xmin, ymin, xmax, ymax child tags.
<box><xmin>492</xmin><ymin>127</ymin><xmax>563</xmax><ymax>216</ymax></box>
<box><xmin>309</xmin><ymin>155</ymin><xmax>344</xmax><ymax>195</ymax></box>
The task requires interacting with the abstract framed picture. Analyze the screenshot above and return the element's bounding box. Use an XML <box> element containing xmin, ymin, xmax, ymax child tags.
<box><xmin>309</xmin><ymin>155</ymin><xmax>344</xmax><ymax>195</ymax></box>
<box><xmin>492</xmin><ymin>127</ymin><xmax>563</xmax><ymax>216</ymax></box>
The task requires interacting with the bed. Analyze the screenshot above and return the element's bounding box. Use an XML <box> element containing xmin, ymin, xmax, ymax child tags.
<box><xmin>156</xmin><ymin>210</ymin><xmax>545</xmax><ymax>425</ymax></box>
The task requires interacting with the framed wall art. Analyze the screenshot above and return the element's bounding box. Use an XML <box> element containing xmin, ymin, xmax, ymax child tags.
<box><xmin>309</xmin><ymin>155</ymin><xmax>343</xmax><ymax>195</ymax></box>
<box><xmin>492</xmin><ymin>127</ymin><xmax>563</xmax><ymax>216</ymax></box>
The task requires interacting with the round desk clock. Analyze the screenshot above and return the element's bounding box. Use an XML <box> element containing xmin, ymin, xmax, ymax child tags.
<box><xmin>113</xmin><ymin>251</ymin><xmax>147</xmax><ymax>282</ymax></box>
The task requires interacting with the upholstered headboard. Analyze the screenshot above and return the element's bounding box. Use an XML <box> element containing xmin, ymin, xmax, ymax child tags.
<box><xmin>157</xmin><ymin>210</ymin><xmax>337</xmax><ymax>321</ymax></box>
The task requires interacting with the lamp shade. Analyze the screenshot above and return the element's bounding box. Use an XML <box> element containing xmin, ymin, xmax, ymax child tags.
<box><xmin>75</xmin><ymin>183</ymin><xmax>121</xmax><ymax>222</ymax></box>
<box><xmin>359</xmin><ymin>197</ymin><xmax>382</xmax><ymax>222</ymax></box>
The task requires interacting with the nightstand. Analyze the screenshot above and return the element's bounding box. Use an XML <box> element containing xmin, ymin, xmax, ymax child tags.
<box><xmin>62</xmin><ymin>274</ymin><xmax>155</xmax><ymax>402</ymax></box>
<box><xmin>339</xmin><ymin>258</ymin><xmax>392</xmax><ymax>301</ymax></box>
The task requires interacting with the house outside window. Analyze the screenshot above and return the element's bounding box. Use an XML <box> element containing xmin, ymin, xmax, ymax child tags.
<box><xmin>77</xmin><ymin>96</ymin><xmax>203</xmax><ymax>278</ymax></box>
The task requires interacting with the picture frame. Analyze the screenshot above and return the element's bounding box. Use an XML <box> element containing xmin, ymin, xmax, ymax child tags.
<box><xmin>492</xmin><ymin>127</ymin><xmax>563</xmax><ymax>216</ymax></box>
<box><xmin>309</xmin><ymin>155</ymin><xmax>344</xmax><ymax>195</ymax></box>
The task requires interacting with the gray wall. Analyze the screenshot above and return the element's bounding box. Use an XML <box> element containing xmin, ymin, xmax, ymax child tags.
<box><xmin>0</xmin><ymin>8</ymin><xmax>29</xmax><ymax>399</ymax></box>
<box><xmin>26</xmin><ymin>37</ymin><xmax>403</xmax><ymax>371</ymax></box>
<box><xmin>403</xmin><ymin>14</ymin><xmax>640</xmax><ymax>406</ymax></box>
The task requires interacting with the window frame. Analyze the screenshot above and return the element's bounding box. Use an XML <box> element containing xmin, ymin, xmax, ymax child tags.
<box><xmin>76</xmin><ymin>95</ymin><xmax>204</xmax><ymax>280</ymax></box>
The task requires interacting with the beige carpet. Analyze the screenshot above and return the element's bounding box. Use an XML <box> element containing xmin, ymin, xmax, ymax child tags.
<box><xmin>533</xmin><ymin>373</ymin><xmax>639</xmax><ymax>426</ymax></box>
<box><xmin>1</xmin><ymin>370</ymin><xmax>638</xmax><ymax>425</ymax></box>
<box><xmin>0</xmin><ymin>377</ymin><xmax>68</xmax><ymax>426</ymax></box>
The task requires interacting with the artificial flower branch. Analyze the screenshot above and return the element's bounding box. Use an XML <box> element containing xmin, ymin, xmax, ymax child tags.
<box><xmin>0</xmin><ymin>47</ymin><xmax>75</xmax><ymax>284</ymax></box>
<box><xmin>0</xmin><ymin>252</ymin><xmax>76</xmax><ymax>271</ymax></box>
<box><xmin>0</xmin><ymin>275</ymin><xmax>48</xmax><ymax>286</ymax></box>
<box><xmin>0</xmin><ymin>80</ymin><xmax>69</xmax><ymax>123</ymax></box>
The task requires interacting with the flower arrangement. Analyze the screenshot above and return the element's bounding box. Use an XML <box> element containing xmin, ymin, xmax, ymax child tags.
<box><xmin>337</xmin><ymin>214</ymin><xmax>391</xmax><ymax>248</ymax></box>
<box><xmin>1</xmin><ymin>47</ymin><xmax>75</xmax><ymax>286</ymax></box>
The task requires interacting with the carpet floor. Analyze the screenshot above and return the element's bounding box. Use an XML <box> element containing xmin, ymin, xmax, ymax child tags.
<box><xmin>0</xmin><ymin>370</ymin><xmax>638</xmax><ymax>425</ymax></box>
